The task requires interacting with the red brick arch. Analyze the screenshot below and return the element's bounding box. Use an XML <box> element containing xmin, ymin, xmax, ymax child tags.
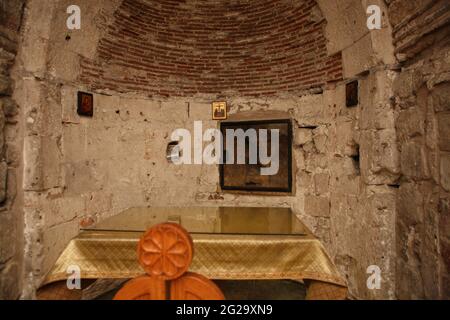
<box><xmin>80</xmin><ymin>0</ymin><xmax>343</xmax><ymax>97</ymax></box>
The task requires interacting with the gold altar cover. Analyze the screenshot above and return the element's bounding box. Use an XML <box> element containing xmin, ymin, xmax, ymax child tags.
<box><xmin>44</xmin><ymin>231</ymin><xmax>347</xmax><ymax>289</ymax></box>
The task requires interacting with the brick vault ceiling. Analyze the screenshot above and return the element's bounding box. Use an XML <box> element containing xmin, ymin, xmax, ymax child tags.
<box><xmin>80</xmin><ymin>0</ymin><xmax>343</xmax><ymax>97</ymax></box>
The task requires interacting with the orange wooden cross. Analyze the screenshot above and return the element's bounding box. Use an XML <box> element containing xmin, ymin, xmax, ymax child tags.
<box><xmin>114</xmin><ymin>223</ymin><xmax>225</xmax><ymax>300</ymax></box>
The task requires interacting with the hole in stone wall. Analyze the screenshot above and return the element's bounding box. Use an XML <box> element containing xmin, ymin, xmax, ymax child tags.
<box><xmin>388</xmin><ymin>183</ymin><xmax>400</xmax><ymax>189</ymax></box>
<box><xmin>351</xmin><ymin>145</ymin><xmax>360</xmax><ymax>175</ymax></box>
<box><xmin>166</xmin><ymin>141</ymin><xmax>181</xmax><ymax>163</ymax></box>
<box><xmin>299</xmin><ymin>125</ymin><xmax>318</xmax><ymax>130</ymax></box>
<box><xmin>346</xmin><ymin>80</ymin><xmax>359</xmax><ymax>107</ymax></box>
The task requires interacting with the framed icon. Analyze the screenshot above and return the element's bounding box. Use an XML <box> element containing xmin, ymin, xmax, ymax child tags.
<box><xmin>346</xmin><ymin>80</ymin><xmax>359</xmax><ymax>107</ymax></box>
<box><xmin>219</xmin><ymin>119</ymin><xmax>293</xmax><ymax>193</ymax></box>
<box><xmin>212</xmin><ymin>102</ymin><xmax>227</xmax><ymax>120</ymax></box>
<box><xmin>77</xmin><ymin>91</ymin><xmax>94</xmax><ymax>117</ymax></box>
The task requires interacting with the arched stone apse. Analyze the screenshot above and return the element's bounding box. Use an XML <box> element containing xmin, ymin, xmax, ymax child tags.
<box><xmin>1</xmin><ymin>0</ymin><xmax>448</xmax><ymax>301</ymax></box>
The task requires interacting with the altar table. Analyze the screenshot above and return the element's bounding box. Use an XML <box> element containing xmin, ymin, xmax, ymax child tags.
<box><xmin>43</xmin><ymin>207</ymin><xmax>347</xmax><ymax>300</ymax></box>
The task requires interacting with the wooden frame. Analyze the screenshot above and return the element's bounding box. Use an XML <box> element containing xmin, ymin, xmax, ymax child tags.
<box><xmin>212</xmin><ymin>102</ymin><xmax>227</xmax><ymax>120</ymax></box>
<box><xmin>77</xmin><ymin>91</ymin><xmax>94</xmax><ymax>117</ymax></box>
<box><xmin>346</xmin><ymin>80</ymin><xmax>359</xmax><ymax>107</ymax></box>
<box><xmin>219</xmin><ymin>119</ymin><xmax>293</xmax><ymax>193</ymax></box>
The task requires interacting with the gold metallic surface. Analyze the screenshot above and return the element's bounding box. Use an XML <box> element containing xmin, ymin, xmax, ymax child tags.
<box><xmin>43</xmin><ymin>207</ymin><xmax>347</xmax><ymax>299</ymax></box>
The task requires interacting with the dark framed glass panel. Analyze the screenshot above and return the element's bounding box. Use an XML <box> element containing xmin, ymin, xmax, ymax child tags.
<box><xmin>220</xmin><ymin>119</ymin><xmax>292</xmax><ymax>193</ymax></box>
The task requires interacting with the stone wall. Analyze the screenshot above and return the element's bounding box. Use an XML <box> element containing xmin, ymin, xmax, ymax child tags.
<box><xmin>386</xmin><ymin>0</ymin><xmax>450</xmax><ymax>300</ymax></box>
<box><xmin>0</xmin><ymin>0</ymin><xmax>25</xmax><ymax>300</ymax></box>
<box><xmin>12</xmin><ymin>0</ymin><xmax>401</xmax><ymax>300</ymax></box>
<box><xmin>21</xmin><ymin>77</ymin><xmax>398</xmax><ymax>300</ymax></box>
<box><xmin>12</xmin><ymin>0</ymin><xmax>450</xmax><ymax>300</ymax></box>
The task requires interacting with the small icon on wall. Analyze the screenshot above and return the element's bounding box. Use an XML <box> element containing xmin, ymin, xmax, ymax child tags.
<box><xmin>212</xmin><ymin>102</ymin><xmax>227</xmax><ymax>120</ymax></box>
<box><xmin>77</xmin><ymin>91</ymin><xmax>94</xmax><ymax>117</ymax></box>
<box><xmin>346</xmin><ymin>80</ymin><xmax>359</xmax><ymax>108</ymax></box>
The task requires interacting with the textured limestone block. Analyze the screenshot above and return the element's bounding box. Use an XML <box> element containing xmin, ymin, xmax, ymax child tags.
<box><xmin>0</xmin><ymin>161</ymin><xmax>7</xmax><ymax>203</ymax></box>
<box><xmin>400</xmin><ymin>141</ymin><xmax>430</xmax><ymax>180</ymax></box>
<box><xmin>396</xmin><ymin>257</ymin><xmax>425</xmax><ymax>299</ymax></box>
<box><xmin>393</xmin><ymin>69</ymin><xmax>423</xmax><ymax>99</ymax></box>
<box><xmin>334</xmin><ymin>120</ymin><xmax>358</xmax><ymax>156</ymax></box>
<box><xmin>84</xmin><ymin>191</ymin><xmax>113</xmax><ymax>217</ymax></box>
<box><xmin>0</xmin><ymin>74</ymin><xmax>11</xmax><ymax>95</ymax></box>
<box><xmin>160</xmin><ymin>100</ymin><xmax>189</xmax><ymax>124</ymax></box>
<box><xmin>360</xmin><ymin>129</ymin><xmax>400</xmax><ymax>184</ymax></box>
<box><xmin>18</xmin><ymin>78</ymin><xmax>45</xmax><ymax>136</ymax></box>
<box><xmin>110</xmin><ymin>187</ymin><xmax>146</xmax><ymax>210</ymax></box>
<box><xmin>116</xmin><ymin>124</ymin><xmax>147</xmax><ymax>159</ymax></box>
<box><xmin>304</xmin><ymin>195</ymin><xmax>330</xmax><ymax>217</ymax></box>
<box><xmin>0</xmin><ymin>43</ymin><xmax>15</xmax><ymax>62</ymax></box>
<box><xmin>330</xmin><ymin>173</ymin><xmax>360</xmax><ymax>196</ymax></box>
<box><xmin>0</xmin><ymin>97</ymin><xmax>18</xmax><ymax>118</ymax></box>
<box><xmin>432</xmin><ymin>82</ymin><xmax>450</xmax><ymax>112</ymax></box>
<box><xmin>302</xmin><ymin>141</ymin><xmax>316</xmax><ymax>154</ymax></box>
<box><xmin>93</xmin><ymin>94</ymin><xmax>123</xmax><ymax>123</ymax></box>
<box><xmin>331</xmin><ymin>186</ymin><xmax>397</xmax><ymax>300</ymax></box>
<box><xmin>50</xmin><ymin>0</ymin><xmax>122</xmax><ymax>59</ymax></box>
<box><xmin>396</xmin><ymin>107</ymin><xmax>426</xmax><ymax>143</ymax></box>
<box><xmin>0</xmin><ymin>261</ymin><xmax>20</xmax><ymax>300</ymax></box>
<box><xmin>0</xmin><ymin>110</ymin><xmax>4</xmax><ymax>154</ymax></box>
<box><xmin>23</xmin><ymin>135</ymin><xmax>43</xmax><ymax>191</ymax></box>
<box><xmin>397</xmin><ymin>182</ymin><xmax>441</xmax><ymax>299</ymax></box>
<box><xmin>438</xmin><ymin>113</ymin><xmax>450</xmax><ymax>152</ymax></box>
<box><xmin>314</xmin><ymin>173</ymin><xmax>330</xmax><ymax>195</ymax></box>
<box><xmin>305</xmin><ymin>153</ymin><xmax>328</xmax><ymax>172</ymax></box>
<box><xmin>63</xmin><ymin>161</ymin><xmax>105</xmax><ymax>195</ymax></box>
<box><xmin>0</xmin><ymin>211</ymin><xmax>15</xmax><ymax>263</ymax></box>
<box><xmin>43</xmin><ymin>196</ymin><xmax>85</xmax><ymax>228</ymax></box>
<box><xmin>315</xmin><ymin>217</ymin><xmax>331</xmax><ymax>245</ymax></box>
<box><xmin>397</xmin><ymin>183</ymin><xmax>424</xmax><ymax>226</ymax></box>
<box><xmin>421</xmin><ymin>190</ymin><xmax>441</xmax><ymax>299</ymax></box>
<box><xmin>330</xmin><ymin>156</ymin><xmax>359</xmax><ymax>177</ymax></box>
<box><xmin>20</xmin><ymin>37</ymin><xmax>49</xmax><ymax>76</ymax></box>
<box><xmin>48</xmin><ymin>49</ymin><xmax>81</xmax><ymax>82</ymax></box>
<box><xmin>293</xmin><ymin>94</ymin><xmax>325</xmax><ymax>126</ymax></box>
<box><xmin>367</xmin><ymin>1</ymin><xmax>396</xmax><ymax>66</ymax></box>
<box><xmin>316</xmin><ymin>0</ymin><xmax>367</xmax><ymax>55</ymax></box>
<box><xmin>294</xmin><ymin>149</ymin><xmax>306</xmax><ymax>171</ymax></box>
<box><xmin>189</xmin><ymin>102</ymin><xmax>212</xmax><ymax>121</ymax></box>
<box><xmin>41</xmin><ymin>135</ymin><xmax>63</xmax><ymax>190</ymax></box>
<box><xmin>19</xmin><ymin>0</ymin><xmax>56</xmax><ymax>75</ymax></box>
<box><xmin>360</xmin><ymin>71</ymin><xmax>396</xmax><ymax>130</ymax></box>
<box><xmin>6</xmin><ymin>168</ymin><xmax>16</xmax><ymax>203</ymax></box>
<box><xmin>42</xmin><ymin>220</ymin><xmax>79</xmax><ymax>277</ymax></box>
<box><xmin>342</xmin><ymin>33</ymin><xmax>375</xmax><ymax>78</ymax></box>
<box><xmin>441</xmin><ymin>153</ymin><xmax>450</xmax><ymax>192</ymax></box>
<box><xmin>62</xmin><ymin>124</ymin><xmax>87</xmax><ymax>162</ymax></box>
<box><xmin>312</xmin><ymin>127</ymin><xmax>328</xmax><ymax>154</ymax></box>
<box><xmin>323</xmin><ymin>84</ymin><xmax>346</xmax><ymax>119</ymax></box>
<box><xmin>297</xmin><ymin>171</ymin><xmax>313</xmax><ymax>191</ymax></box>
<box><xmin>441</xmin><ymin>238</ymin><xmax>450</xmax><ymax>297</ymax></box>
<box><xmin>439</xmin><ymin>196</ymin><xmax>450</xmax><ymax>242</ymax></box>
<box><xmin>84</xmin><ymin>124</ymin><xmax>120</xmax><ymax>160</ymax></box>
<box><xmin>294</xmin><ymin>128</ymin><xmax>313</xmax><ymax>146</ymax></box>
<box><xmin>61</xmin><ymin>86</ymin><xmax>80</xmax><ymax>124</ymax></box>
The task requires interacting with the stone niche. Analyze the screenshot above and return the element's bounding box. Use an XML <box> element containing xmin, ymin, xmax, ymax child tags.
<box><xmin>13</xmin><ymin>67</ymin><xmax>400</xmax><ymax>300</ymax></box>
<box><xmin>8</xmin><ymin>0</ymin><xmax>450</xmax><ymax>301</ymax></box>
